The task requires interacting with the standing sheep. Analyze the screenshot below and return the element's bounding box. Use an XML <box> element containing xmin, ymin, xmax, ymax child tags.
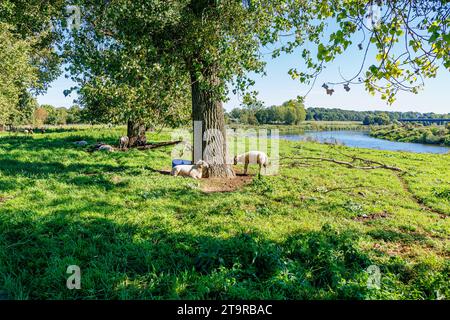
<box><xmin>234</xmin><ymin>151</ymin><xmax>269</xmax><ymax>175</ymax></box>
<box><xmin>119</xmin><ymin>136</ymin><xmax>129</xmax><ymax>150</ymax></box>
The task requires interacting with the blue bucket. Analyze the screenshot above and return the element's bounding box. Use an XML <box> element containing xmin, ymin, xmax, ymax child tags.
<box><xmin>172</xmin><ymin>159</ymin><xmax>192</xmax><ymax>168</ymax></box>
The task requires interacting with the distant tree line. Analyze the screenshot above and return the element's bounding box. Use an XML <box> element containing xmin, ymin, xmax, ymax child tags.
<box><xmin>33</xmin><ymin>104</ymin><xmax>85</xmax><ymax>126</ymax></box>
<box><xmin>306</xmin><ymin>107</ymin><xmax>450</xmax><ymax>124</ymax></box>
<box><xmin>227</xmin><ymin>100</ymin><xmax>307</xmax><ymax>125</ymax></box>
<box><xmin>227</xmin><ymin>105</ymin><xmax>449</xmax><ymax>126</ymax></box>
<box><xmin>0</xmin><ymin>93</ymin><xmax>87</xmax><ymax>129</ymax></box>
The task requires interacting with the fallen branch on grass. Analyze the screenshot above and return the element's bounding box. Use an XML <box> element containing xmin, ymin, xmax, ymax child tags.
<box><xmin>136</xmin><ymin>140</ymin><xmax>182</xmax><ymax>150</ymax></box>
<box><xmin>280</xmin><ymin>155</ymin><xmax>403</xmax><ymax>172</ymax></box>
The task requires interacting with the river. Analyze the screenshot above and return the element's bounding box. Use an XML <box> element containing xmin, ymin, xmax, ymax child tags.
<box><xmin>273</xmin><ymin>130</ymin><xmax>449</xmax><ymax>154</ymax></box>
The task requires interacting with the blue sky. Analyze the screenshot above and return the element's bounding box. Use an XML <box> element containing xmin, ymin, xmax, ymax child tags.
<box><xmin>38</xmin><ymin>39</ymin><xmax>450</xmax><ymax>114</ymax></box>
<box><xmin>223</xmin><ymin>33</ymin><xmax>450</xmax><ymax>113</ymax></box>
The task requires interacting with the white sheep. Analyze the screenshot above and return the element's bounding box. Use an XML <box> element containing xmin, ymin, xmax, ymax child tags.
<box><xmin>234</xmin><ymin>151</ymin><xmax>269</xmax><ymax>175</ymax></box>
<box><xmin>119</xmin><ymin>136</ymin><xmax>129</xmax><ymax>149</ymax></box>
<box><xmin>171</xmin><ymin>160</ymin><xmax>209</xmax><ymax>179</ymax></box>
<box><xmin>98</xmin><ymin>144</ymin><xmax>114</xmax><ymax>152</ymax></box>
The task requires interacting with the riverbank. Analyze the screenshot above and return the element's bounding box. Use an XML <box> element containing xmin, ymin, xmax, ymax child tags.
<box><xmin>370</xmin><ymin>124</ymin><xmax>450</xmax><ymax>147</ymax></box>
<box><xmin>0</xmin><ymin>127</ymin><xmax>448</xmax><ymax>299</ymax></box>
<box><xmin>276</xmin><ymin>130</ymin><xmax>449</xmax><ymax>154</ymax></box>
<box><xmin>228</xmin><ymin>121</ymin><xmax>367</xmax><ymax>132</ymax></box>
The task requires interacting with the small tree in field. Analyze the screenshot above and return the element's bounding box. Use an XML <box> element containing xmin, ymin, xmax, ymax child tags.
<box><xmin>33</xmin><ymin>107</ymin><xmax>49</xmax><ymax>127</ymax></box>
<box><xmin>64</xmin><ymin>2</ymin><xmax>191</xmax><ymax>146</ymax></box>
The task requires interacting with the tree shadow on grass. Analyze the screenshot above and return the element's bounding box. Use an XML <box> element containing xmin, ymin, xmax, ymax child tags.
<box><xmin>0</xmin><ymin>178</ymin><xmax>27</xmax><ymax>192</ymax></box>
<box><xmin>0</xmin><ymin>204</ymin><xmax>379</xmax><ymax>300</ymax></box>
<box><xmin>367</xmin><ymin>228</ymin><xmax>429</xmax><ymax>244</ymax></box>
<box><xmin>0</xmin><ymin>159</ymin><xmax>122</xmax><ymax>177</ymax></box>
<box><xmin>0</xmin><ymin>134</ymin><xmax>118</xmax><ymax>153</ymax></box>
<box><xmin>0</xmin><ymin>158</ymin><xmax>135</xmax><ymax>191</ymax></box>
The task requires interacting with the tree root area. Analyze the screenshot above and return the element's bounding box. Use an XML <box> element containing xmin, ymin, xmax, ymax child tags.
<box><xmin>200</xmin><ymin>174</ymin><xmax>253</xmax><ymax>193</ymax></box>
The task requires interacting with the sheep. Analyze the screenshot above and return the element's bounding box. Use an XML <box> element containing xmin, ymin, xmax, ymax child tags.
<box><xmin>98</xmin><ymin>144</ymin><xmax>114</xmax><ymax>152</ymax></box>
<box><xmin>171</xmin><ymin>160</ymin><xmax>209</xmax><ymax>179</ymax></box>
<box><xmin>234</xmin><ymin>151</ymin><xmax>269</xmax><ymax>175</ymax></box>
<box><xmin>73</xmin><ymin>140</ymin><xmax>88</xmax><ymax>147</ymax></box>
<box><xmin>119</xmin><ymin>136</ymin><xmax>129</xmax><ymax>149</ymax></box>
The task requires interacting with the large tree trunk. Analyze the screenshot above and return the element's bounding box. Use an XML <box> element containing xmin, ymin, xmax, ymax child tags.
<box><xmin>127</xmin><ymin>120</ymin><xmax>147</xmax><ymax>147</ymax></box>
<box><xmin>191</xmin><ymin>69</ymin><xmax>235</xmax><ymax>178</ymax></box>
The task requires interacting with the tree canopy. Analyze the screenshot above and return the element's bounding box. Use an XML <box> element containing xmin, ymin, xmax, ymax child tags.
<box><xmin>64</xmin><ymin>0</ymin><xmax>192</xmax><ymax>143</ymax></box>
<box><xmin>0</xmin><ymin>1</ymin><xmax>66</xmax><ymax>126</ymax></box>
<box><xmin>0</xmin><ymin>24</ymin><xmax>37</xmax><ymax>126</ymax></box>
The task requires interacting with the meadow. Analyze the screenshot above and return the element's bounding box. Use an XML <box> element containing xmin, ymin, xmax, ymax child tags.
<box><xmin>0</xmin><ymin>126</ymin><xmax>448</xmax><ymax>300</ymax></box>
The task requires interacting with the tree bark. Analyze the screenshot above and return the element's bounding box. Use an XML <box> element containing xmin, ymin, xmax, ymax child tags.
<box><xmin>191</xmin><ymin>69</ymin><xmax>235</xmax><ymax>178</ymax></box>
<box><xmin>127</xmin><ymin>120</ymin><xmax>147</xmax><ymax>147</ymax></box>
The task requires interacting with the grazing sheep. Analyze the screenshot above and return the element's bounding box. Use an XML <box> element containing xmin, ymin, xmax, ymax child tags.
<box><xmin>234</xmin><ymin>151</ymin><xmax>269</xmax><ymax>175</ymax></box>
<box><xmin>171</xmin><ymin>160</ymin><xmax>209</xmax><ymax>179</ymax></box>
<box><xmin>23</xmin><ymin>129</ymin><xmax>29</xmax><ymax>135</ymax></box>
<box><xmin>119</xmin><ymin>136</ymin><xmax>129</xmax><ymax>149</ymax></box>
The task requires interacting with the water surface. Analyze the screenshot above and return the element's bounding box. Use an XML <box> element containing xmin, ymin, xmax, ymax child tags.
<box><xmin>274</xmin><ymin>130</ymin><xmax>449</xmax><ymax>154</ymax></box>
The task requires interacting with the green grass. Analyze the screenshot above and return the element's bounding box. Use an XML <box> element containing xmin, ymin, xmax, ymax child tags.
<box><xmin>0</xmin><ymin>127</ymin><xmax>449</xmax><ymax>300</ymax></box>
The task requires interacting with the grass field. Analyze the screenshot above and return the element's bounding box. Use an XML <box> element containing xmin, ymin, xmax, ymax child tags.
<box><xmin>0</xmin><ymin>127</ymin><xmax>448</xmax><ymax>299</ymax></box>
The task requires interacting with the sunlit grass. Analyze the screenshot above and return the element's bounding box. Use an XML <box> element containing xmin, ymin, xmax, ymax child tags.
<box><xmin>0</xmin><ymin>127</ymin><xmax>448</xmax><ymax>299</ymax></box>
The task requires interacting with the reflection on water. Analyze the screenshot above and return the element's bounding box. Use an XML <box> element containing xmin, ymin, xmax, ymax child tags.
<box><xmin>274</xmin><ymin>130</ymin><xmax>449</xmax><ymax>154</ymax></box>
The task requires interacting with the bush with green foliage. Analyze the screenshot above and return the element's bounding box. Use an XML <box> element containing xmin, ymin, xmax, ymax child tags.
<box><xmin>228</xmin><ymin>99</ymin><xmax>306</xmax><ymax>125</ymax></box>
<box><xmin>0</xmin><ymin>24</ymin><xmax>37</xmax><ymax>126</ymax></box>
<box><xmin>371</xmin><ymin>124</ymin><xmax>450</xmax><ymax>146</ymax></box>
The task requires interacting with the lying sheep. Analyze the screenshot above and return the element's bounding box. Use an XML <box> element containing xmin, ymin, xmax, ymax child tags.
<box><xmin>234</xmin><ymin>151</ymin><xmax>269</xmax><ymax>175</ymax></box>
<box><xmin>119</xmin><ymin>136</ymin><xmax>129</xmax><ymax>149</ymax></box>
<box><xmin>98</xmin><ymin>144</ymin><xmax>114</xmax><ymax>152</ymax></box>
<box><xmin>73</xmin><ymin>140</ymin><xmax>88</xmax><ymax>147</ymax></box>
<box><xmin>171</xmin><ymin>160</ymin><xmax>209</xmax><ymax>179</ymax></box>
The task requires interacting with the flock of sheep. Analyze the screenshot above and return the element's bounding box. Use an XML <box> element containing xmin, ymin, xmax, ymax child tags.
<box><xmin>8</xmin><ymin>127</ymin><xmax>46</xmax><ymax>135</ymax></box>
<box><xmin>74</xmin><ymin>135</ymin><xmax>269</xmax><ymax>179</ymax></box>
<box><xmin>171</xmin><ymin>151</ymin><xmax>269</xmax><ymax>179</ymax></box>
